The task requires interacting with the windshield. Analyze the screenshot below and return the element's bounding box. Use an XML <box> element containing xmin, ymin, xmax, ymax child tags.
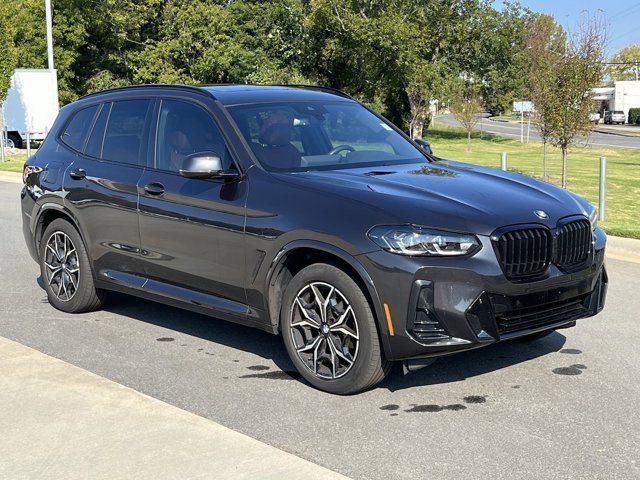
<box><xmin>228</xmin><ymin>101</ymin><xmax>427</xmax><ymax>172</ymax></box>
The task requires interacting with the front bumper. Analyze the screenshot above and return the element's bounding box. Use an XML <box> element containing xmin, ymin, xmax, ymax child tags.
<box><xmin>359</xmin><ymin>228</ymin><xmax>607</xmax><ymax>361</ymax></box>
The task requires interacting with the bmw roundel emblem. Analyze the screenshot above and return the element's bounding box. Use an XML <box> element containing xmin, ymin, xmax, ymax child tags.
<box><xmin>534</xmin><ymin>210</ymin><xmax>549</xmax><ymax>219</ymax></box>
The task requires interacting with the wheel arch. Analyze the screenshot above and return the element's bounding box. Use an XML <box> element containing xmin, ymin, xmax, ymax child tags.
<box><xmin>33</xmin><ymin>204</ymin><xmax>87</xmax><ymax>258</ymax></box>
<box><xmin>265</xmin><ymin>240</ymin><xmax>392</xmax><ymax>358</ymax></box>
<box><xmin>6</xmin><ymin>131</ymin><xmax>23</xmax><ymax>149</ymax></box>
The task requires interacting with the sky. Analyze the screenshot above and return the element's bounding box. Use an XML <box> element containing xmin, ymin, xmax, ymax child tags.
<box><xmin>494</xmin><ymin>0</ymin><xmax>640</xmax><ymax>57</ymax></box>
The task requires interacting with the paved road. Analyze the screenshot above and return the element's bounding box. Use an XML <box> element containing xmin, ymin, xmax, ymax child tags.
<box><xmin>436</xmin><ymin>114</ymin><xmax>640</xmax><ymax>149</ymax></box>
<box><xmin>1</xmin><ymin>180</ymin><xmax>639</xmax><ymax>480</ymax></box>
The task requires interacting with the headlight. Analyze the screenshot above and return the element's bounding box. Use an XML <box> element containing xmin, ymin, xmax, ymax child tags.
<box><xmin>588</xmin><ymin>207</ymin><xmax>598</xmax><ymax>229</ymax></box>
<box><xmin>367</xmin><ymin>225</ymin><xmax>481</xmax><ymax>256</ymax></box>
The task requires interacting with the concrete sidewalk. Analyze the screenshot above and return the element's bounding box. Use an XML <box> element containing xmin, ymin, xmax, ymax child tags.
<box><xmin>0</xmin><ymin>171</ymin><xmax>22</xmax><ymax>183</ymax></box>
<box><xmin>0</xmin><ymin>337</ymin><xmax>349</xmax><ymax>480</ymax></box>
<box><xmin>594</xmin><ymin>124</ymin><xmax>640</xmax><ymax>138</ymax></box>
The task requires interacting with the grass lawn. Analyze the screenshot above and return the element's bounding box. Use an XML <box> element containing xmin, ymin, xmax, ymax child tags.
<box><xmin>0</xmin><ymin>152</ymin><xmax>28</xmax><ymax>173</ymax></box>
<box><xmin>427</xmin><ymin>123</ymin><xmax>640</xmax><ymax>239</ymax></box>
<box><xmin>2</xmin><ymin>126</ymin><xmax>639</xmax><ymax>238</ymax></box>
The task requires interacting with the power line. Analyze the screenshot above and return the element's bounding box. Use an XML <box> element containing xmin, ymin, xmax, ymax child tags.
<box><xmin>609</xmin><ymin>1</ymin><xmax>640</xmax><ymax>18</ymax></box>
<box><xmin>609</xmin><ymin>24</ymin><xmax>640</xmax><ymax>43</ymax></box>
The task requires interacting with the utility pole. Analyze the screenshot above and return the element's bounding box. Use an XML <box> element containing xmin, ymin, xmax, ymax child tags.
<box><xmin>635</xmin><ymin>61</ymin><xmax>639</xmax><ymax>82</ymax></box>
<box><xmin>45</xmin><ymin>0</ymin><xmax>54</xmax><ymax>70</ymax></box>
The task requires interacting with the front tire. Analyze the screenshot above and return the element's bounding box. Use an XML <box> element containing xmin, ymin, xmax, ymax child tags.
<box><xmin>281</xmin><ymin>263</ymin><xmax>390</xmax><ymax>394</ymax></box>
<box><xmin>40</xmin><ymin>219</ymin><xmax>105</xmax><ymax>313</ymax></box>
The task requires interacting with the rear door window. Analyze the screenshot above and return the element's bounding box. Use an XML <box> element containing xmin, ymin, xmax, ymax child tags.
<box><xmin>60</xmin><ymin>105</ymin><xmax>99</xmax><ymax>152</ymax></box>
<box><xmin>102</xmin><ymin>99</ymin><xmax>152</xmax><ymax>165</ymax></box>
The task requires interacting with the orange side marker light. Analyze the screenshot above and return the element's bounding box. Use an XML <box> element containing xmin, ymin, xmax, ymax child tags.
<box><xmin>383</xmin><ymin>303</ymin><xmax>395</xmax><ymax>336</ymax></box>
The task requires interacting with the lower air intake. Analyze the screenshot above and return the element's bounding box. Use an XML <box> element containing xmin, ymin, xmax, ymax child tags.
<box><xmin>408</xmin><ymin>281</ymin><xmax>450</xmax><ymax>342</ymax></box>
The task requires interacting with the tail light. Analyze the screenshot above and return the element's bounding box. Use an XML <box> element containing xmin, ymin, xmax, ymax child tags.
<box><xmin>22</xmin><ymin>165</ymin><xmax>41</xmax><ymax>184</ymax></box>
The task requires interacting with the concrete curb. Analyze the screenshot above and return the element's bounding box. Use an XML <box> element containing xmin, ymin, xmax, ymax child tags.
<box><xmin>593</xmin><ymin>126</ymin><xmax>640</xmax><ymax>138</ymax></box>
<box><xmin>0</xmin><ymin>171</ymin><xmax>22</xmax><ymax>183</ymax></box>
<box><xmin>0</xmin><ymin>337</ymin><xmax>351</xmax><ymax>480</ymax></box>
<box><xmin>606</xmin><ymin>235</ymin><xmax>640</xmax><ymax>263</ymax></box>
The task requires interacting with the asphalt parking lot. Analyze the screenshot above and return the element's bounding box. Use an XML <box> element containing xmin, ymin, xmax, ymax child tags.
<box><xmin>1</xmin><ymin>180</ymin><xmax>639</xmax><ymax>480</ymax></box>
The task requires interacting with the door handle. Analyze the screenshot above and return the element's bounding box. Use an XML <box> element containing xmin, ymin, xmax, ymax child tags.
<box><xmin>143</xmin><ymin>182</ymin><xmax>165</xmax><ymax>195</ymax></box>
<box><xmin>69</xmin><ymin>168</ymin><xmax>86</xmax><ymax>180</ymax></box>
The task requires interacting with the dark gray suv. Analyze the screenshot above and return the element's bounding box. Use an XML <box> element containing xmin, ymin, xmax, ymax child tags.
<box><xmin>21</xmin><ymin>85</ymin><xmax>607</xmax><ymax>394</ymax></box>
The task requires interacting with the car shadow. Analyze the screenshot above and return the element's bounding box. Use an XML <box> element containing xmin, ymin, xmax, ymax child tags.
<box><xmin>378</xmin><ymin>332</ymin><xmax>567</xmax><ymax>392</ymax></box>
<box><xmin>102</xmin><ymin>292</ymin><xmax>295</xmax><ymax>371</ymax></box>
<box><xmin>98</xmin><ymin>290</ymin><xmax>568</xmax><ymax>393</ymax></box>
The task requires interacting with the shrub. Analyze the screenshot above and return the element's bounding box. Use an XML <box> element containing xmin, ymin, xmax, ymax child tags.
<box><xmin>628</xmin><ymin>108</ymin><xmax>640</xmax><ymax>125</ymax></box>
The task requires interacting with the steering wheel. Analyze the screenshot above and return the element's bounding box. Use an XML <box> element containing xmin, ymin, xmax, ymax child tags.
<box><xmin>328</xmin><ymin>145</ymin><xmax>356</xmax><ymax>156</ymax></box>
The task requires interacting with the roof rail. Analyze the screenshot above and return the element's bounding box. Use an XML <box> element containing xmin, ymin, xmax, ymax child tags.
<box><xmin>269</xmin><ymin>84</ymin><xmax>355</xmax><ymax>100</ymax></box>
<box><xmin>78</xmin><ymin>83</ymin><xmax>211</xmax><ymax>100</ymax></box>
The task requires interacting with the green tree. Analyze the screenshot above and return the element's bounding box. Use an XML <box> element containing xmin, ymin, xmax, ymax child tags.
<box><xmin>133</xmin><ymin>0</ymin><xmax>249</xmax><ymax>84</ymax></box>
<box><xmin>228</xmin><ymin>0</ymin><xmax>309</xmax><ymax>83</ymax></box>
<box><xmin>4</xmin><ymin>0</ymin><xmax>534</xmax><ymax>121</ymax></box>
<box><xmin>305</xmin><ymin>0</ymin><xmax>483</xmax><ymax>133</ymax></box>
<box><xmin>7</xmin><ymin>0</ymin><xmax>163</xmax><ymax>101</ymax></box>
<box><xmin>608</xmin><ymin>43</ymin><xmax>640</xmax><ymax>81</ymax></box>
<box><xmin>76</xmin><ymin>0</ymin><xmax>163</xmax><ymax>92</ymax></box>
<box><xmin>450</xmin><ymin>92</ymin><xmax>483</xmax><ymax>151</ymax></box>
<box><xmin>0</xmin><ymin>5</ymin><xmax>18</xmax><ymax>101</ymax></box>
<box><xmin>526</xmin><ymin>14</ymin><xmax>605</xmax><ymax>188</ymax></box>
<box><xmin>9</xmin><ymin>0</ymin><xmax>90</xmax><ymax>104</ymax></box>
<box><xmin>0</xmin><ymin>3</ymin><xmax>19</xmax><ymax>137</ymax></box>
<box><xmin>477</xmin><ymin>3</ymin><xmax>532</xmax><ymax>115</ymax></box>
<box><xmin>304</xmin><ymin>0</ymin><xmax>528</xmax><ymax>134</ymax></box>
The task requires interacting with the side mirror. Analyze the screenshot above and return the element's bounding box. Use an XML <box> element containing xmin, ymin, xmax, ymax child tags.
<box><xmin>179</xmin><ymin>152</ymin><xmax>239</xmax><ymax>180</ymax></box>
<box><xmin>414</xmin><ymin>139</ymin><xmax>433</xmax><ymax>155</ymax></box>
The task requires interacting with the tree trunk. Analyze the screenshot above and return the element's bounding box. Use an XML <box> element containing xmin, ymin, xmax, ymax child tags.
<box><xmin>467</xmin><ymin>130</ymin><xmax>472</xmax><ymax>152</ymax></box>
<box><xmin>0</xmin><ymin>104</ymin><xmax>4</xmax><ymax>162</ymax></box>
<box><xmin>561</xmin><ymin>143</ymin><xmax>568</xmax><ymax>189</ymax></box>
<box><xmin>408</xmin><ymin>95</ymin><xmax>427</xmax><ymax>140</ymax></box>
<box><xmin>411</xmin><ymin>119</ymin><xmax>424</xmax><ymax>140</ymax></box>
<box><xmin>543</xmin><ymin>140</ymin><xmax>547</xmax><ymax>180</ymax></box>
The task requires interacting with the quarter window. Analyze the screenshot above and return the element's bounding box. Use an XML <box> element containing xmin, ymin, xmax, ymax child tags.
<box><xmin>155</xmin><ymin>100</ymin><xmax>230</xmax><ymax>172</ymax></box>
<box><xmin>60</xmin><ymin>105</ymin><xmax>99</xmax><ymax>152</ymax></box>
<box><xmin>85</xmin><ymin>103</ymin><xmax>111</xmax><ymax>158</ymax></box>
<box><xmin>102</xmin><ymin>99</ymin><xmax>152</xmax><ymax>165</ymax></box>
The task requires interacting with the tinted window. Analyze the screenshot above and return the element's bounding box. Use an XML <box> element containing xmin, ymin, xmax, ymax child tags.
<box><xmin>155</xmin><ymin>99</ymin><xmax>230</xmax><ymax>172</ymax></box>
<box><xmin>102</xmin><ymin>99</ymin><xmax>152</xmax><ymax>165</ymax></box>
<box><xmin>85</xmin><ymin>103</ymin><xmax>111</xmax><ymax>158</ymax></box>
<box><xmin>60</xmin><ymin>105</ymin><xmax>98</xmax><ymax>151</ymax></box>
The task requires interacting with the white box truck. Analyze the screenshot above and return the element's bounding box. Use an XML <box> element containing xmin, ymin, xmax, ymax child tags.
<box><xmin>1</xmin><ymin>68</ymin><xmax>59</xmax><ymax>149</ymax></box>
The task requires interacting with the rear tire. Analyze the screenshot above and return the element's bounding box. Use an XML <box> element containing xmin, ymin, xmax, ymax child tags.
<box><xmin>6</xmin><ymin>132</ymin><xmax>22</xmax><ymax>149</ymax></box>
<box><xmin>39</xmin><ymin>219</ymin><xmax>105</xmax><ymax>313</ymax></box>
<box><xmin>281</xmin><ymin>263</ymin><xmax>391</xmax><ymax>394</ymax></box>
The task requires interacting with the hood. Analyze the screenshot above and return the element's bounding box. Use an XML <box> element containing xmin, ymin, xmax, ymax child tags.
<box><xmin>274</xmin><ymin>160</ymin><xmax>593</xmax><ymax>236</ymax></box>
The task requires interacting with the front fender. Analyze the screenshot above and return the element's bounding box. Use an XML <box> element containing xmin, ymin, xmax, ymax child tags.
<box><xmin>265</xmin><ymin>239</ymin><xmax>393</xmax><ymax>360</ymax></box>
